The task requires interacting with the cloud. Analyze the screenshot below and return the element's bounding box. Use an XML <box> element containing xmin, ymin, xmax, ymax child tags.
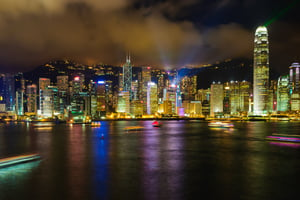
<box><xmin>0</xmin><ymin>0</ymin><xmax>129</xmax><ymax>16</ymax></box>
<box><xmin>202</xmin><ymin>23</ymin><xmax>253</xmax><ymax>62</ymax></box>
<box><xmin>0</xmin><ymin>0</ymin><xmax>275</xmax><ymax>73</ymax></box>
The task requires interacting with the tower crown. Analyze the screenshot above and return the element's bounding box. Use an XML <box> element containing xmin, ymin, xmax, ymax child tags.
<box><xmin>255</xmin><ymin>26</ymin><xmax>268</xmax><ymax>35</ymax></box>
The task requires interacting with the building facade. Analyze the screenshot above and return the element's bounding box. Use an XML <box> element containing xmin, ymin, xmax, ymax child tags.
<box><xmin>253</xmin><ymin>26</ymin><xmax>269</xmax><ymax>115</ymax></box>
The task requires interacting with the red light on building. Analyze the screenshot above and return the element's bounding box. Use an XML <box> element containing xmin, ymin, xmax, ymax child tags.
<box><xmin>74</xmin><ymin>76</ymin><xmax>80</xmax><ymax>81</ymax></box>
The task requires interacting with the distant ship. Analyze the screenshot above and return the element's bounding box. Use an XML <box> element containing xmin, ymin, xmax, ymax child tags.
<box><xmin>269</xmin><ymin>114</ymin><xmax>290</xmax><ymax>121</ymax></box>
<box><xmin>266</xmin><ymin>133</ymin><xmax>300</xmax><ymax>143</ymax></box>
<box><xmin>245</xmin><ymin>115</ymin><xmax>267</xmax><ymax>121</ymax></box>
<box><xmin>124</xmin><ymin>126</ymin><xmax>144</xmax><ymax>131</ymax></box>
<box><xmin>208</xmin><ymin>121</ymin><xmax>234</xmax><ymax>128</ymax></box>
<box><xmin>0</xmin><ymin>153</ymin><xmax>41</xmax><ymax>169</ymax></box>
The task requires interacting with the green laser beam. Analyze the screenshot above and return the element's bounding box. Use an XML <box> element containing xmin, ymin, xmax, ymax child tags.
<box><xmin>264</xmin><ymin>0</ymin><xmax>300</xmax><ymax>27</ymax></box>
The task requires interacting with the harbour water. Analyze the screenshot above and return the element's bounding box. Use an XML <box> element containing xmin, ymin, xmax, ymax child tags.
<box><xmin>0</xmin><ymin>121</ymin><xmax>300</xmax><ymax>200</ymax></box>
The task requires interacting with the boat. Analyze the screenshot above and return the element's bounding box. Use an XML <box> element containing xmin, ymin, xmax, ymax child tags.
<box><xmin>32</xmin><ymin>122</ymin><xmax>55</xmax><ymax>127</ymax></box>
<box><xmin>246</xmin><ymin>115</ymin><xmax>267</xmax><ymax>121</ymax></box>
<box><xmin>269</xmin><ymin>114</ymin><xmax>290</xmax><ymax>121</ymax></box>
<box><xmin>124</xmin><ymin>126</ymin><xmax>144</xmax><ymax>131</ymax></box>
<box><xmin>266</xmin><ymin>134</ymin><xmax>300</xmax><ymax>143</ymax></box>
<box><xmin>0</xmin><ymin>153</ymin><xmax>41</xmax><ymax>169</ymax></box>
<box><xmin>90</xmin><ymin>121</ymin><xmax>101</xmax><ymax>127</ymax></box>
<box><xmin>208</xmin><ymin>121</ymin><xmax>234</xmax><ymax>128</ymax></box>
<box><xmin>152</xmin><ymin>120</ymin><xmax>162</xmax><ymax>127</ymax></box>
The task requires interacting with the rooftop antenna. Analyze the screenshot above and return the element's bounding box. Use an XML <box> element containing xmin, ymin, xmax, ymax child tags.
<box><xmin>126</xmin><ymin>51</ymin><xmax>131</xmax><ymax>63</ymax></box>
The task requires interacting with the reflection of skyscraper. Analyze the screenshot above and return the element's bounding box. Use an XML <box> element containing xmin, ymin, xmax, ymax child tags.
<box><xmin>253</xmin><ymin>26</ymin><xmax>269</xmax><ymax>114</ymax></box>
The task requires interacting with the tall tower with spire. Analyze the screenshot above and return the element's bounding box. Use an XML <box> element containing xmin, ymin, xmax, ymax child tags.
<box><xmin>253</xmin><ymin>26</ymin><xmax>269</xmax><ymax>115</ymax></box>
<box><xmin>123</xmin><ymin>53</ymin><xmax>132</xmax><ymax>100</ymax></box>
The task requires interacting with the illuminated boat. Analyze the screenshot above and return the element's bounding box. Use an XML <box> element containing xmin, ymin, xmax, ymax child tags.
<box><xmin>266</xmin><ymin>134</ymin><xmax>300</xmax><ymax>143</ymax></box>
<box><xmin>152</xmin><ymin>120</ymin><xmax>162</xmax><ymax>127</ymax></box>
<box><xmin>124</xmin><ymin>126</ymin><xmax>144</xmax><ymax>131</ymax></box>
<box><xmin>32</xmin><ymin>122</ymin><xmax>55</xmax><ymax>127</ymax></box>
<box><xmin>246</xmin><ymin>115</ymin><xmax>267</xmax><ymax>121</ymax></box>
<box><xmin>269</xmin><ymin>114</ymin><xmax>290</xmax><ymax>121</ymax></box>
<box><xmin>0</xmin><ymin>154</ymin><xmax>41</xmax><ymax>169</ymax></box>
<box><xmin>90</xmin><ymin>121</ymin><xmax>101</xmax><ymax>127</ymax></box>
<box><xmin>208</xmin><ymin>121</ymin><xmax>234</xmax><ymax>128</ymax></box>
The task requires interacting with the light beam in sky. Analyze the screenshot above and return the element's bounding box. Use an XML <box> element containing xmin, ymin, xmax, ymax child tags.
<box><xmin>264</xmin><ymin>0</ymin><xmax>300</xmax><ymax>27</ymax></box>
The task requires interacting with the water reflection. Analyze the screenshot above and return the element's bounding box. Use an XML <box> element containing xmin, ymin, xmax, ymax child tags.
<box><xmin>68</xmin><ymin>124</ymin><xmax>89</xmax><ymax>200</ymax></box>
<box><xmin>141</xmin><ymin>121</ymin><xmax>184</xmax><ymax>200</ymax></box>
<box><xmin>91</xmin><ymin>121</ymin><xmax>109</xmax><ymax>200</ymax></box>
<box><xmin>0</xmin><ymin>160</ymin><xmax>41</xmax><ymax>199</ymax></box>
<box><xmin>269</xmin><ymin>142</ymin><xmax>300</xmax><ymax>148</ymax></box>
<box><xmin>0</xmin><ymin>121</ymin><xmax>300</xmax><ymax>200</ymax></box>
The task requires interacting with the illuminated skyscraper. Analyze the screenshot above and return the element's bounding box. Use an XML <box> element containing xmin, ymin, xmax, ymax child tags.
<box><xmin>277</xmin><ymin>75</ymin><xmax>289</xmax><ymax>112</ymax></box>
<box><xmin>210</xmin><ymin>82</ymin><xmax>223</xmax><ymax>117</ymax></box>
<box><xmin>2</xmin><ymin>74</ymin><xmax>16</xmax><ymax>112</ymax></box>
<box><xmin>239</xmin><ymin>81</ymin><xmax>251</xmax><ymax>113</ymax></box>
<box><xmin>123</xmin><ymin>54</ymin><xmax>132</xmax><ymax>99</ymax></box>
<box><xmin>96</xmin><ymin>81</ymin><xmax>106</xmax><ymax>117</ymax></box>
<box><xmin>39</xmin><ymin>78</ymin><xmax>50</xmax><ymax>114</ymax></box>
<box><xmin>289</xmin><ymin>62</ymin><xmax>300</xmax><ymax>92</ymax></box>
<box><xmin>56</xmin><ymin>75</ymin><xmax>69</xmax><ymax>114</ymax></box>
<box><xmin>57</xmin><ymin>75</ymin><xmax>69</xmax><ymax>92</ymax></box>
<box><xmin>229</xmin><ymin>81</ymin><xmax>240</xmax><ymax>115</ymax></box>
<box><xmin>47</xmin><ymin>86</ymin><xmax>60</xmax><ymax>115</ymax></box>
<box><xmin>180</xmin><ymin>75</ymin><xmax>197</xmax><ymax>101</ymax></box>
<box><xmin>39</xmin><ymin>78</ymin><xmax>51</xmax><ymax>91</ymax></box>
<box><xmin>142</xmin><ymin>66</ymin><xmax>151</xmax><ymax>113</ymax></box>
<box><xmin>117</xmin><ymin>91</ymin><xmax>130</xmax><ymax>114</ymax></box>
<box><xmin>163</xmin><ymin>84</ymin><xmax>177</xmax><ymax>115</ymax></box>
<box><xmin>40</xmin><ymin>88</ymin><xmax>53</xmax><ymax>118</ymax></box>
<box><xmin>253</xmin><ymin>26</ymin><xmax>269</xmax><ymax>114</ymax></box>
<box><xmin>26</xmin><ymin>84</ymin><xmax>37</xmax><ymax>114</ymax></box>
<box><xmin>147</xmin><ymin>82</ymin><xmax>158</xmax><ymax>115</ymax></box>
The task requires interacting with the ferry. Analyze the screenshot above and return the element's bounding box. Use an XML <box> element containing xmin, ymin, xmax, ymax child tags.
<box><xmin>266</xmin><ymin>134</ymin><xmax>300</xmax><ymax>143</ymax></box>
<box><xmin>124</xmin><ymin>126</ymin><xmax>144</xmax><ymax>131</ymax></box>
<box><xmin>0</xmin><ymin>153</ymin><xmax>41</xmax><ymax>169</ymax></box>
<box><xmin>208</xmin><ymin>121</ymin><xmax>234</xmax><ymax>128</ymax></box>
<box><xmin>269</xmin><ymin>114</ymin><xmax>290</xmax><ymax>121</ymax></box>
<box><xmin>90</xmin><ymin>121</ymin><xmax>101</xmax><ymax>127</ymax></box>
<box><xmin>246</xmin><ymin>115</ymin><xmax>267</xmax><ymax>121</ymax></box>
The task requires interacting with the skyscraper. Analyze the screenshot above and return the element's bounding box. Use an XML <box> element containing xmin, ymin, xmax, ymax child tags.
<box><xmin>253</xmin><ymin>26</ymin><xmax>269</xmax><ymax>115</ymax></box>
<box><xmin>289</xmin><ymin>62</ymin><xmax>300</xmax><ymax>92</ymax></box>
<box><xmin>277</xmin><ymin>75</ymin><xmax>289</xmax><ymax>112</ymax></box>
<box><xmin>122</xmin><ymin>54</ymin><xmax>132</xmax><ymax>99</ymax></box>
<box><xmin>39</xmin><ymin>78</ymin><xmax>51</xmax><ymax>114</ymax></box>
<box><xmin>210</xmin><ymin>82</ymin><xmax>223</xmax><ymax>117</ymax></box>
<box><xmin>26</xmin><ymin>84</ymin><xmax>37</xmax><ymax>114</ymax></box>
<box><xmin>147</xmin><ymin>82</ymin><xmax>158</xmax><ymax>115</ymax></box>
<box><xmin>142</xmin><ymin>66</ymin><xmax>151</xmax><ymax>113</ymax></box>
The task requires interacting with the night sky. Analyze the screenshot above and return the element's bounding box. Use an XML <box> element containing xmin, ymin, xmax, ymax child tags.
<box><xmin>0</xmin><ymin>0</ymin><xmax>299</xmax><ymax>74</ymax></box>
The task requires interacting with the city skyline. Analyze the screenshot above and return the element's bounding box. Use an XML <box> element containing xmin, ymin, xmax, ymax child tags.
<box><xmin>0</xmin><ymin>0</ymin><xmax>299</xmax><ymax>74</ymax></box>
